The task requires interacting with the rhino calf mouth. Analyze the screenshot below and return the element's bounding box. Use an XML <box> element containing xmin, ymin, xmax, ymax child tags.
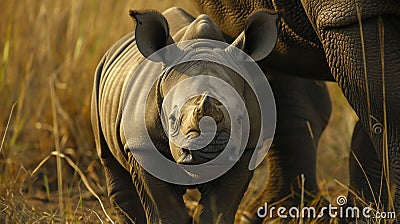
<box><xmin>177</xmin><ymin>131</ymin><xmax>230</xmax><ymax>165</ymax></box>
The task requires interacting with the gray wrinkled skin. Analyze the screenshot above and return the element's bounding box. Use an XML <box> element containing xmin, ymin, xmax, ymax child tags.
<box><xmin>91</xmin><ymin>7</ymin><xmax>279</xmax><ymax>223</ymax></box>
<box><xmin>194</xmin><ymin>0</ymin><xmax>400</xmax><ymax>223</ymax></box>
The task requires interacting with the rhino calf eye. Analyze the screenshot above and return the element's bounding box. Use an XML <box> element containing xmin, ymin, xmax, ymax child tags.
<box><xmin>237</xmin><ymin>115</ymin><xmax>243</xmax><ymax>124</ymax></box>
<box><xmin>168</xmin><ymin>107</ymin><xmax>179</xmax><ymax>137</ymax></box>
<box><xmin>169</xmin><ymin>114</ymin><xmax>176</xmax><ymax>122</ymax></box>
<box><xmin>169</xmin><ymin>121</ymin><xmax>179</xmax><ymax>137</ymax></box>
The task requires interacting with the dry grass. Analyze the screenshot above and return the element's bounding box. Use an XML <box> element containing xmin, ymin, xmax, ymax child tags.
<box><xmin>317</xmin><ymin>83</ymin><xmax>357</xmax><ymax>203</ymax></box>
<box><xmin>0</xmin><ymin>1</ymin><xmax>357</xmax><ymax>223</ymax></box>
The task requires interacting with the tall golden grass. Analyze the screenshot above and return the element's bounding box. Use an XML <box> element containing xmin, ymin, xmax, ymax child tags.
<box><xmin>0</xmin><ymin>0</ymin><xmax>356</xmax><ymax>223</ymax></box>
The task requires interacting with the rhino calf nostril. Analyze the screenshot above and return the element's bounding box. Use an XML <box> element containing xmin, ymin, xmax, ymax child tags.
<box><xmin>187</xmin><ymin>131</ymin><xmax>200</xmax><ymax>139</ymax></box>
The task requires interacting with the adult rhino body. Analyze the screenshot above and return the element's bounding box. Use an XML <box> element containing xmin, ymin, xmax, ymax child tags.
<box><xmin>91</xmin><ymin>7</ymin><xmax>279</xmax><ymax>223</ymax></box>
<box><xmin>194</xmin><ymin>0</ymin><xmax>400</xmax><ymax>222</ymax></box>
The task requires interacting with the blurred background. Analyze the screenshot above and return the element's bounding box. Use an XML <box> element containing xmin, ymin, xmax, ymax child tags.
<box><xmin>0</xmin><ymin>0</ymin><xmax>356</xmax><ymax>223</ymax></box>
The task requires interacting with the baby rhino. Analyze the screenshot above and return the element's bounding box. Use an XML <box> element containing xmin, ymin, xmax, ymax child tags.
<box><xmin>91</xmin><ymin>7</ymin><xmax>277</xmax><ymax>224</ymax></box>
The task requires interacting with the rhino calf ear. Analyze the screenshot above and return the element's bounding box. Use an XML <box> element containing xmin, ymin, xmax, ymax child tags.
<box><xmin>232</xmin><ymin>10</ymin><xmax>278</xmax><ymax>61</ymax></box>
<box><xmin>129</xmin><ymin>10</ymin><xmax>173</xmax><ymax>61</ymax></box>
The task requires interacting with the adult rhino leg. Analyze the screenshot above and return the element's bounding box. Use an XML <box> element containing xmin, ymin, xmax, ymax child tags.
<box><xmin>241</xmin><ymin>76</ymin><xmax>331</xmax><ymax>223</ymax></box>
<box><xmin>346</xmin><ymin>121</ymin><xmax>389</xmax><ymax>223</ymax></box>
<box><xmin>301</xmin><ymin>0</ymin><xmax>400</xmax><ymax>214</ymax></box>
<box><xmin>128</xmin><ymin>153</ymin><xmax>190</xmax><ymax>224</ymax></box>
<box><xmin>194</xmin><ymin>150</ymin><xmax>254</xmax><ymax>224</ymax></box>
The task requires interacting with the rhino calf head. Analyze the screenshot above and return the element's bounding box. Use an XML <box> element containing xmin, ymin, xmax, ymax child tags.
<box><xmin>130</xmin><ymin>9</ymin><xmax>278</xmax><ymax>165</ymax></box>
<box><xmin>165</xmin><ymin>71</ymin><xmax>233</xmax><ymax>165</ymax></box>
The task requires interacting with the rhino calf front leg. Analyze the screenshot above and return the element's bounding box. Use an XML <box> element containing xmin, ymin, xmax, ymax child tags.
<box><xmin>129</xmin><ymin>154</ymin><xmax>191</xmax><ymax>224</ymax></box>
<box><xmin>101</xmin><ymin>155</ymin><xmax>146</xmax><ymax>223</ymax></box>
<box><xmin>194</xmin><ymin>150</ymin><xmax>254</xmax><ymax>224</ymax></box>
